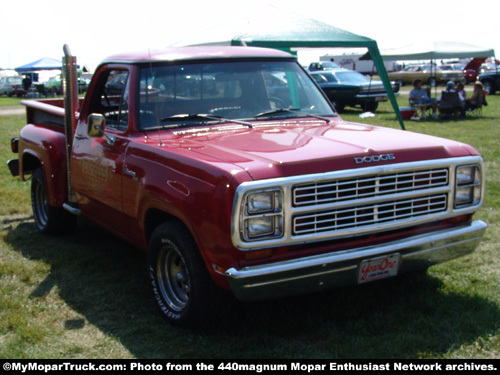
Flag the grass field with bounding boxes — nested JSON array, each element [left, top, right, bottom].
[[0, 91, 499, 359]]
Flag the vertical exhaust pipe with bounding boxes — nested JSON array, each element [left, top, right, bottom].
[[62, 44, 78, 205]]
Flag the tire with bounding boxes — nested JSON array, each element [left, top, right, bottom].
[[333, 101, 345, 113], [362, 101, 378, 112], [147, 221, 223, 328], [31, 168, 77, 235]]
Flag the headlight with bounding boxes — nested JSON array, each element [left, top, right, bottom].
[[242, 190, 283, 240], [247, 192, 275, 214], [455, 165, 482, 208], [246, 216, 283, 238]]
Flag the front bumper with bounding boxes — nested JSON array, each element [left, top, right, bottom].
[[225, 220, 487, 301]]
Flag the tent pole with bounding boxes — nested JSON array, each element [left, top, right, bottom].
[[368, 44, 406, 130]]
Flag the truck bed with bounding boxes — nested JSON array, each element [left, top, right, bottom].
[[21, 98, 84, 127]]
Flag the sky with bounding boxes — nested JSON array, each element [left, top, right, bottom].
[[2, 0, 498, 73]]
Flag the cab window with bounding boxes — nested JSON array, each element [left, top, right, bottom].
[[89, 69, 130, 132]]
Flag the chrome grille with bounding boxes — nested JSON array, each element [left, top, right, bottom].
[[292, 168, 449, 236], [293, 168, 448, 206], [293, 194, 447, 235], [231, 157, 484, 250]]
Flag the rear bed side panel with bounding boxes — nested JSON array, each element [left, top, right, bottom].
[[19, 124, 68, 207]]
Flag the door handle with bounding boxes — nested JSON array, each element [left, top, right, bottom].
[[124, 165, 138, 181]]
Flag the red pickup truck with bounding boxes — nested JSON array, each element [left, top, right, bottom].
[[8, 46, 487, 327]]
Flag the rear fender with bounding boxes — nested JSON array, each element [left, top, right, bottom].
[[19, 125, 68, 208]]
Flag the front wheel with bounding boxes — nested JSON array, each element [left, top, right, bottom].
[[147, 221, 223, 327], [31, 168, 77, 235], [362, 101, 378, 112]]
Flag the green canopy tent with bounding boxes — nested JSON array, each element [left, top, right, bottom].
[[175, 4, 405, 129]]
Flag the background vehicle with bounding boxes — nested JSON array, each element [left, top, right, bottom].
[[388, 64, 465, 87], [478, 69, 500, 94], [461, 58, 486, 83], [310, 68, 399, 112], [0, 75, 25, 96], [44, 75, 63, 95], [308, 61, 340, 71], [8, 46, 487, 328]]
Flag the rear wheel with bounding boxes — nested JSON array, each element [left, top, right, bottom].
[[395, 79, 404, 87], [31, 168, 77, 235], [148, 221, 223, 327]]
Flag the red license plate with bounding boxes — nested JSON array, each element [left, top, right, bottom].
[[358, 253, 400, 284]]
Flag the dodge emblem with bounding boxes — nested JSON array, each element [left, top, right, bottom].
[[354, 153, 395, 164]]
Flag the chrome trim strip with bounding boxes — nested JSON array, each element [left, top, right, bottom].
[[226, 220, 487, 301]]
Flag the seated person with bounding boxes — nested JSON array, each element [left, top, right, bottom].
[[456, 82, 467, 100], [464, 82, 485, 112], [438, 81, 465, 117], [409, 79, 438, 118]]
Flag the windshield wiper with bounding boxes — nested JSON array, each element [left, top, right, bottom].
[[160, 113, 252, 128], [254, 108, 333, 123]]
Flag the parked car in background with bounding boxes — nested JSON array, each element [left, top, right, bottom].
[[479, 63, 499, 74], [44, 75, 63, 95], [0, 75, 25, 97], [42, 74, 89, 96], [308, 61, 340, 71], [478, 69, 500, 94], [439, 63, 463, 71], [310, 68, 399, 112], [388, 64, 465, 87], [460, 58, 486, 83]]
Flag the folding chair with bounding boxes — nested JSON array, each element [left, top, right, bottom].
[[410, 103, 431, 119], [438, 91, 462, 118], [468, 94, 484, 117]]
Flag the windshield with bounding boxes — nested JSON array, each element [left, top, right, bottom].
[[9, 77, 23, 84], [334, 71, 371, 84], [138, 60, 335, 130]]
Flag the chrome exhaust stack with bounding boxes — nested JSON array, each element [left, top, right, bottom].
[[62, 44, 78, 206]]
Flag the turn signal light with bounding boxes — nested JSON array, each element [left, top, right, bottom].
[[11, 137, 19, 153], [244, 248, 274, 261]]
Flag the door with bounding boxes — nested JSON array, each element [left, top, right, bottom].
[[71, 68, 132, 237]]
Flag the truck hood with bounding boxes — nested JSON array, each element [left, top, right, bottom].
[[145, 118, 477, 180]]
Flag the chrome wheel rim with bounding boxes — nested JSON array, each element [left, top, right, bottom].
[[157, 244, 189, 312]]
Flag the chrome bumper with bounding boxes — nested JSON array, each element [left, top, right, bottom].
[[225, 220, 487, 301]]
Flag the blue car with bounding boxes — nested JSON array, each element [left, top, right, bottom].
[[310, 68, 399, 112]]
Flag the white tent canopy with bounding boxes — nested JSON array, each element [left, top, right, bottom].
[[363, 41, 495, 61]]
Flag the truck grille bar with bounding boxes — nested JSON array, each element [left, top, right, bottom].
[[292, 168, 448, 235], [293, 168, 448, 206], [293, 194, 447, 235]]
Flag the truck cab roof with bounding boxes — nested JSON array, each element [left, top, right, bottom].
[[101, 46, 295, 65]]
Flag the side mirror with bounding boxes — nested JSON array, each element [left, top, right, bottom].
[[87, 113, 115, 145], [87, 113, 105, 138]]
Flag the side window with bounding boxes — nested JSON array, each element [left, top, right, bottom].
[[89, 69, 130, 132]]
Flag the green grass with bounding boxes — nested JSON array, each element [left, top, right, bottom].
[[0, 93, 499, 359], [0, 97, 24, 108]]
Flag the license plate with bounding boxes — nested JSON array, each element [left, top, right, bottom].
[[358, 253, 400, 284], [376, 96, 387, 101]]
